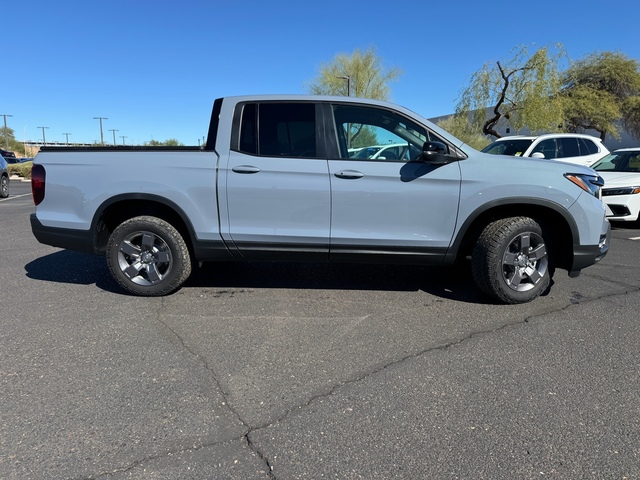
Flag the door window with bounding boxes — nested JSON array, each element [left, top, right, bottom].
[[331, 104, 441, 161], [236, 102, 319, 158]]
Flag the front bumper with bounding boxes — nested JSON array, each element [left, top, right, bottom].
[[569, 220, 611, 277]]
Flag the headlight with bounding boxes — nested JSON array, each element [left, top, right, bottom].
[[602, 186, 640, 196], [564, 173, 604, 198]]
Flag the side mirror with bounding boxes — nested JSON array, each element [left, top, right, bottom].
[[421, 141, 452, 165], [531, 152, 545, 159]]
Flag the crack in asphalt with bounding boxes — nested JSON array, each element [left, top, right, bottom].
[[93, 280, 640, 479]]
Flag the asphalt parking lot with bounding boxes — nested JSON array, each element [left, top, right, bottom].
[[1, 178, 640, 479]]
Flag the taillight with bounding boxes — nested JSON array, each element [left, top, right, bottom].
[[31, 164, 46, 205]]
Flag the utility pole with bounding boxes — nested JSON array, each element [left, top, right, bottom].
[[1, 114, 13, 149], [120, 135, 127, 145], [109, 129, 118, 146], [62, 132, 72, 145], [93, 116, 108, 145], [37, 126, 49, 145]]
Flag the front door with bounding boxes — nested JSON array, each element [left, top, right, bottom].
[[327, 103, 461, 263]]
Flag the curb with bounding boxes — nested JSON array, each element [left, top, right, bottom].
[[10, 175, 31, 182]]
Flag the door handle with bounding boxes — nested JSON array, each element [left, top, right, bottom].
[[232, 165, 261, 174], [334, 170, 364, 179]]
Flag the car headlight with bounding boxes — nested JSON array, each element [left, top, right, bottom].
[[602, 186, 640, 196], [564, 173, 604, 198]]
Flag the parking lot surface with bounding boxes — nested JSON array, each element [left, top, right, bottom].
[[1, 179, 639, 479]]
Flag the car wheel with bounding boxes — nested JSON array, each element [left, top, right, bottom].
[[0, 174, 9, 198], [472, 216, 552, 304], [106, 216, 192, 296]]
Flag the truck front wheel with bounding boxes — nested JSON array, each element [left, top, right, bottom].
[[106, 216, 192, 296], [472, 217, 552, 304]]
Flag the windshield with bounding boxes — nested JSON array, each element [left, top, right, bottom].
[[481, 139, 534, 156], [591, 151, 640, 172]]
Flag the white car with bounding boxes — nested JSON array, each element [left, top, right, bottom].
[[591, 148, 640, 223], [482, 133, 609, 166], [369, 143, 422, 161], [348, 144, 421, 161]]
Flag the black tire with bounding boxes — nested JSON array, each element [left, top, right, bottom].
[[106, 216, 192, 296], [472, 217, 552, 304], [0, 174, 9, 198]]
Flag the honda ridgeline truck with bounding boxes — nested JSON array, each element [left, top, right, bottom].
[[30, 95, 611, 303]]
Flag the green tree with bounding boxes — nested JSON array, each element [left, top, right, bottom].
[[436, 115, 490, 150], [307, 47, 402, 100], [561, 51, 640, 141], [455, 45, 566, 138], [0, 126, 28, 156], [308, 47, 401, 149], [146, 138, 183, 146]]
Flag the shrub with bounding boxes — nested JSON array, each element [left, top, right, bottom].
[[8, 161, 33, 179]]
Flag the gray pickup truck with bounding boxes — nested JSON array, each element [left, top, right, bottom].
[[30, 95, 610, 303]]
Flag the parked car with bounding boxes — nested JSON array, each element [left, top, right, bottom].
[[590, 148, 640, 223], [481, 133, 609, 166], [4, 157, 25, 164], [0, 148, 16, 160], [369, 143, 422, 161], [349, 144, 435, 161], [0, 156, 9, 198], [349, 145, 384, 159]]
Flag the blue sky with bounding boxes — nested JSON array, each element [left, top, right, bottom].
[[3, 0, 639, 146]]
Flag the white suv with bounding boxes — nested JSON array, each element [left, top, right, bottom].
[[482, 133, 609, 166]]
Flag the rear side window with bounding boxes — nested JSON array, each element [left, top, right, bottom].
[[559, 138, 580, 157], [237, 102, 318, 158], [578, 138, 599, 155]]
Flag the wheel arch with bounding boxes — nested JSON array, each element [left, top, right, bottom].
[[91, 194, 197, 255], [448, 198, 579, 272]]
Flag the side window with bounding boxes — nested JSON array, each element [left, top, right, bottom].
[[331, 104, 436, 161], [237, 102, 318, 158], [239, 103, 257, 154], [531, 139, 558, 158], [578, 138, 599, 155], [560, 138, 580, 157]]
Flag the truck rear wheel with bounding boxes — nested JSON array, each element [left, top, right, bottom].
[[106, 216, 191, 296], [472, 216, 552, 304]]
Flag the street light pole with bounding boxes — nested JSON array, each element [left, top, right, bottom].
[[37, 126, 49, 145], [338, 75, 351, 96], [337, 76, 352, 148], [93, 116, 108, 145], [1, 114, 13, 149], [120, 135, 127, 145], [62, 132, 71, 145], [109, 129, 119, 146]]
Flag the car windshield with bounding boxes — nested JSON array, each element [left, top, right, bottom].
[[591, 151, 640, 172], [481, 139, 534, 156]]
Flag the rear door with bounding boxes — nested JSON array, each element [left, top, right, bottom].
[[222, 101, 331, 260]]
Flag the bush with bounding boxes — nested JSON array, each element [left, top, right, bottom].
[[8, 161, 33, 179]]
